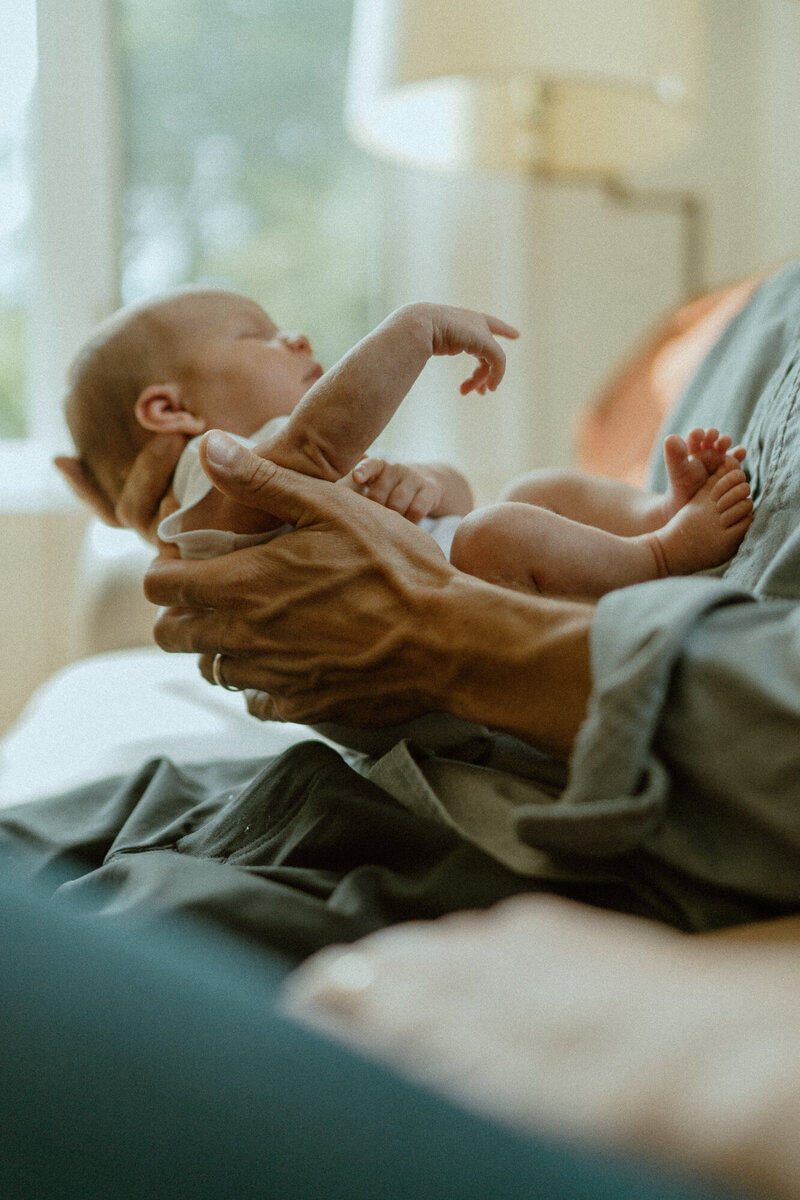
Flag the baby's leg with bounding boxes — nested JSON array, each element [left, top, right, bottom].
[[451, 460, 753, 597], [651, 460, 753, 576], [501, 468, 597, 510], [450, 502, 671, 599], [500, 469, 665, 537]]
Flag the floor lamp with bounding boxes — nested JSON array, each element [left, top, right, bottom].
[[345, 0, 708, 297]]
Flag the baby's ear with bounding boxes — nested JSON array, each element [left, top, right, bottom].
[[134, 385, 206, 436]]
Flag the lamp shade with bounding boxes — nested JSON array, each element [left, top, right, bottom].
[[346, 0, 707, 179]]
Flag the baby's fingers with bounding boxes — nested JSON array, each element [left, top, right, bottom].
[[356, 460, 403, 507], [351, 456, 386, 487], [385, 477, 428, 520], [460, 360, 493, 395], [486, 316, 520, 340]]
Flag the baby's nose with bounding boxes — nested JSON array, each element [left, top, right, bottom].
[[283, 331, 311, 353]]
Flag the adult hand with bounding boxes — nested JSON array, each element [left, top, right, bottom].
[[55, 433, 186, 542], [54, 454, 121, 528], [146, 431, 459, 727], [146, 431, 591, 753], [283, 895, 800, 1200]]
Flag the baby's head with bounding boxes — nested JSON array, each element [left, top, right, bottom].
[[65, 286, 320, 508]]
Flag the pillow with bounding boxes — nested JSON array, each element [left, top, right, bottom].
[[575, 273, 766, 485]]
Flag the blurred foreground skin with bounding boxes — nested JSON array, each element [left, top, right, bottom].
[[283, 896, 800, 1200]]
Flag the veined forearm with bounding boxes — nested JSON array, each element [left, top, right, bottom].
[[423, 575, 593, 759]]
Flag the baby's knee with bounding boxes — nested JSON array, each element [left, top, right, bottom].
[[450, 504, 524, 580], [450, 509, 492, 577]]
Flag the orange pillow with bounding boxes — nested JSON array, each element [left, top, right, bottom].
[[576, 275, 765, 486]]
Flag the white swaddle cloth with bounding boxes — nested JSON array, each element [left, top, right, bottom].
[[157, 416, 462, 560]]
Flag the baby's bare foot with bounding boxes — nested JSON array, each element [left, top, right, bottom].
[[662, 428, 746, 519], [651, 460, 753, 576]]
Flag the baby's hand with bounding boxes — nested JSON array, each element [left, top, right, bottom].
[[426, 304, 520, 395], [347, 457, 443, 523]]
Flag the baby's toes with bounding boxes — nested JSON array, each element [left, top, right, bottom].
[[719, 497, 754, 528], [710, 466, 746, 497], [686, 428, 706, 454], [664, 433, 689, 464], [714, 474, 753, 526]]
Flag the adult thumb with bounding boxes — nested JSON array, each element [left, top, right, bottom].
[[199, 429, 320, 527]]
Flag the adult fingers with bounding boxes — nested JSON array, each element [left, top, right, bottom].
[[116, 433, 186, 538], [198, 653, 215, 685], [245, 689, 281, 722], [150, 600, 241, 655], [198, 430, 346, 526], [198, 653, 273, 710], [53, 456, 120, 527]]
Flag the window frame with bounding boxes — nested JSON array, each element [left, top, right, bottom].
[[0, 0, 121, 509]]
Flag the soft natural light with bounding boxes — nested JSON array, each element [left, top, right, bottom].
[[0, 0, 37, 246], [0, 1, 38, 140], [0, 0, 37, 442], [353, 82, 465, 170], [0, 0, 377, 486]]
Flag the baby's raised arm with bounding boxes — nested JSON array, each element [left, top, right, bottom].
[[251, 303, 519, 483], [176, 304, 516, 542]]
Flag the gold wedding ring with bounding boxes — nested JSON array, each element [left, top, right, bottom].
[[212, 652, 243, 692]]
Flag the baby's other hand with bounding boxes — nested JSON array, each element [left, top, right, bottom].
[[347, 457, 442, 523], [426, 304, 519, 395]]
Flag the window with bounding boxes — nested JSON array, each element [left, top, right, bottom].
[[0, 1, 37, 439], [117, 0, 378, 372], [3, 0, 377, 483]]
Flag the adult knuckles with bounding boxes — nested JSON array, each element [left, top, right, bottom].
[[143, 558, 188, 607], [247, 452, 280, 490], [151, 608, 183, 651]]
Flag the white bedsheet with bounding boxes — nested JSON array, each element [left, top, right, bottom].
[[0, 648, 312, 808]]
